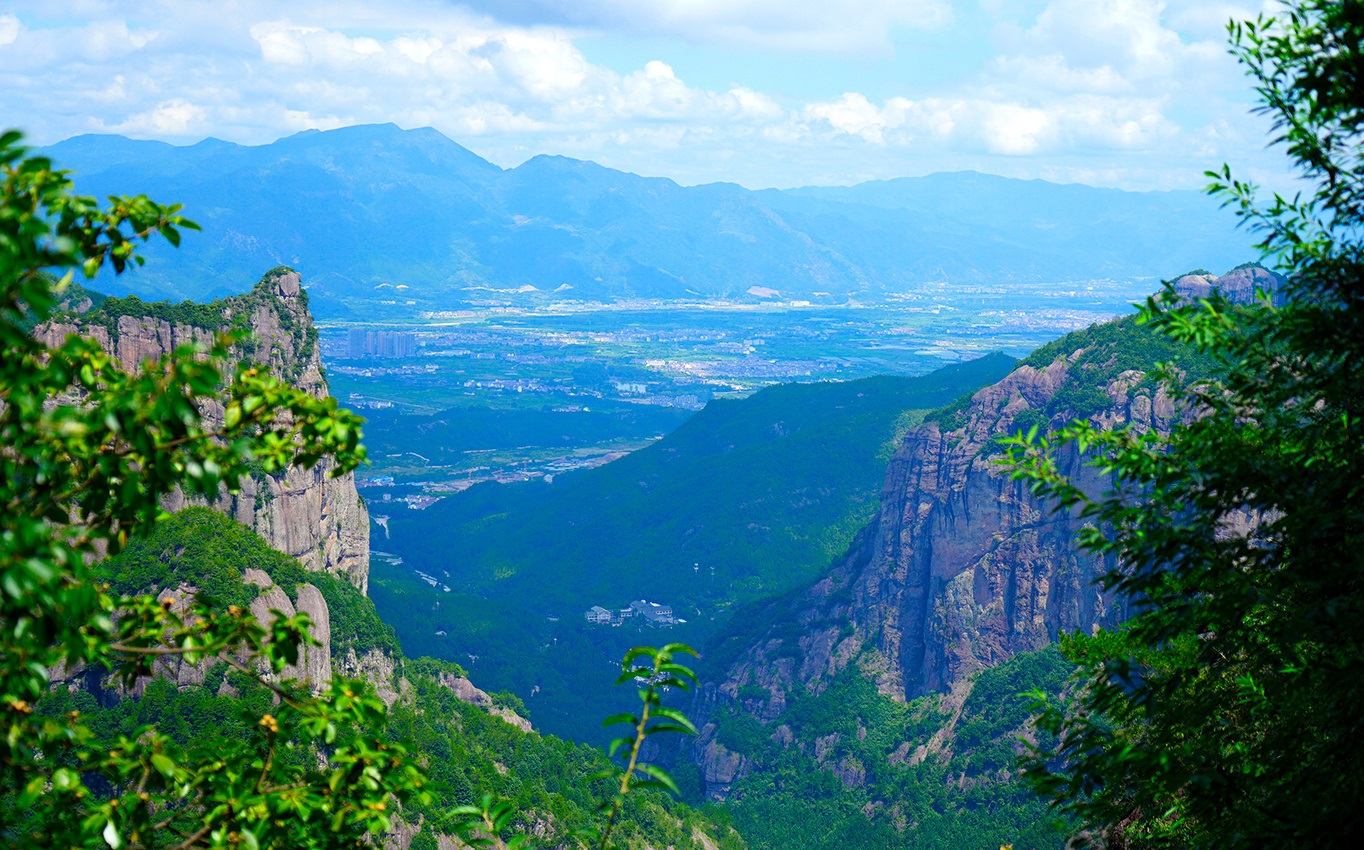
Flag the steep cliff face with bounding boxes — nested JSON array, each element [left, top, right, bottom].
[[698, 267, 1276, 799], [711, 328, 1176, 716], [37, 269, 370, 592]]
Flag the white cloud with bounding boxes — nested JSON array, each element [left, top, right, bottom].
[[0, 15, 20, 46], [803, 90, 1176, 158], [110, 98, 206, 135], [978, 103, 1052, 155], [456, 0, 954, 52], [805, 93, 898, 144], [0, 0, 1291, 190]]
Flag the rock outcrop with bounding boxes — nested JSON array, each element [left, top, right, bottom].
[[37, 269, 370, 592], [696, 732, 748, 799], [50, 572, 334, 698], [244, 568, 332, 689], [1171, 263, 1287, 306], [435, 671, 535, 734]]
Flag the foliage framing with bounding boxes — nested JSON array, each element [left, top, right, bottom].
[[449, 643, 701, 850], [1003, 3, 1364, 847], [0, 131, 428, 848]]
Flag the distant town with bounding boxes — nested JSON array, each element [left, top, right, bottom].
[[321, 286, 1132, 502], [585, 599, 684, 627]]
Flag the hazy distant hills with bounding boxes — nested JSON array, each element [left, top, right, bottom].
[[43, 123, 1251, 315]]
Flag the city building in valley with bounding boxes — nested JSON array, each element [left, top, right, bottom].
[[347, 328, 417, 359]]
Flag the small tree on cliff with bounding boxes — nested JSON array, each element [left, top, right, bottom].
[[0, 131, 428, 847], [1006, 2, 1364, 847]]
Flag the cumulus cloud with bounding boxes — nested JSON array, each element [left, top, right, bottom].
[[455, 0, 954, 51], [786, 0, 1259, 169], [0, 0, 1288, 189], [803, 91, 1173, 157], [0, 15, 20, 46], [110, 98, 207, 135]]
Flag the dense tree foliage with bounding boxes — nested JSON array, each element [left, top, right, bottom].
[[1006, 2, 1364, 846], [0, 131, 429, 848], [704, 649, 1072, 850], [41, 504, 737, 850]]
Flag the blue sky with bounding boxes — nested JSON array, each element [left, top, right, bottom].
[[0, 0, 1290, 191]]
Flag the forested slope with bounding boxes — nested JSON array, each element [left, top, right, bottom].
[[22, 270, 742, 849], [40, 508, 742, 850]]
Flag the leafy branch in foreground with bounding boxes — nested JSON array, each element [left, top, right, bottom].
[[999, 2, 1364, 847], [447, 643, 700, 850], [591, 643, 699, 850], [1, 129, 428, 847], [450, 794, 526, 850]]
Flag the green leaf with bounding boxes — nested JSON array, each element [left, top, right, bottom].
[[636, 764, 680, 795], [650, 706, 697, 733]]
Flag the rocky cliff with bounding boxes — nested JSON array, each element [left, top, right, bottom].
[[695, 265, 1278, 799], [1169, 263, 1286, 306], [37, 268, 370, 592]]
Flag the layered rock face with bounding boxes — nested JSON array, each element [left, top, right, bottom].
[[691, 356, 1165, 798], [244, 568, 332, 689], [49, 573, 334, 699], [38, 269, 370, 592]]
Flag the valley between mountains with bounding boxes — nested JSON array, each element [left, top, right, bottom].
[[35, 239, 1280, 848]]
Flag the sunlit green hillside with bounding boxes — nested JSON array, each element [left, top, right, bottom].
[[375, 354, 1015, 743], [45, 509, 742, 850]]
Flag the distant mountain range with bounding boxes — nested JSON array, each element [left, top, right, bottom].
[[43, 124, 1252, 316]]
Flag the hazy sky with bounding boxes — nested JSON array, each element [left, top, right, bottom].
[[1, 0, 1292, 190]]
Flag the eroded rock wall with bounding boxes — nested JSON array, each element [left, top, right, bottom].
[[37, 270, 369, 592], [49, 573, 333, 699], [712, 357, 1165, 730]]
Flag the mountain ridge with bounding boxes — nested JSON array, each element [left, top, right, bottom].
[[41, 124, 1253, 313]]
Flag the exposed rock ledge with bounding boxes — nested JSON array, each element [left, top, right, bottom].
[[436, 672, 535, 734], [49, 572, 333, 698], [243, 568, 331, 690]]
